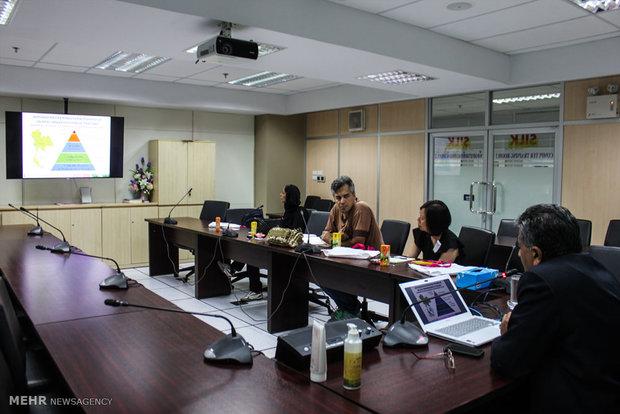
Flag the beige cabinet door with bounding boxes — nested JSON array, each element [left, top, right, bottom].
[[39, 209, 72, 245], [2, 210, 35, 225], [70, 209, 102, 256], [131, 206, 158, 264], [102, 207, 132, 267], [187, 141, 215, 205], [150, 140, 188, 205]]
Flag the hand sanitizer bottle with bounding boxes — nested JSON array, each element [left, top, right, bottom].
[[343, 322, 362, 390]]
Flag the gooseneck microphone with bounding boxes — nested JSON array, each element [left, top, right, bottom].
[[20, 206, 70, 253], [35, 245, 129, 289], [383, 269, 517, 348], [164, 188, 192, 225], [8, 203, 43, 236], [294, 209, 321, 254], [104, 299, 252, 365]]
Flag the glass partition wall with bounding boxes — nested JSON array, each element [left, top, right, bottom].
[[429, 85, 561, 234]]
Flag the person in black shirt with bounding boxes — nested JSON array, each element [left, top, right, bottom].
[[405, 200, 463, 262], [239, 184, 306, 302]]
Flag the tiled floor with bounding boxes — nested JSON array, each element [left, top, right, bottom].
[[125, 265, 389, 359]]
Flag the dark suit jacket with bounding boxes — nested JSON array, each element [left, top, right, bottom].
[[491, 252, 620, 414]]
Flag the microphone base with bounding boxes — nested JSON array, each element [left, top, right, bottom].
[[164, 217, 178, 225], [51, 241, 71, 254], [99, 272, 128, 289], [204, 334, 253, 365], [383, 321, 429, 348], [28, 226, 43, 236]]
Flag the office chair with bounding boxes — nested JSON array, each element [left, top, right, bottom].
[[224, 208, 265, 286], [313, 199, 334, 212], [604, 220, 620, 247], [588, 245, 620, 283], [303, 195, 321, 210], [497, 219, 519, 239], [362, 219, 411, 325], [576, 219, 592, 249], [458, 226, 496, 267], [175, 200, 230, 281]]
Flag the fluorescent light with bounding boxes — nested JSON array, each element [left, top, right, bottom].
[[357, 70, 434, 85], [228, 71, 301, 87], [567, 0, 620, 13], [0, 0, 19, 25], [493, 93, 561, 104], [95, 51, 170, 74]]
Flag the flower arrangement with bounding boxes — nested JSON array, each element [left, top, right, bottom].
[[129, 157, 154, 200]]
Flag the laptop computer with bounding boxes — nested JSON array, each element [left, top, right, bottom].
[[399, 275, 501, 347]]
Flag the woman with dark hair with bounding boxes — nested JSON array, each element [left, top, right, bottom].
[[405, 200, 463, 262], [239, 184, 306, 302]]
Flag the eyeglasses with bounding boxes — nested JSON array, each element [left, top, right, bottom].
[[411, 348, 456, 373]]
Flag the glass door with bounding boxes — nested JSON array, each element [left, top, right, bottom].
[[430, 129, 557, 233]]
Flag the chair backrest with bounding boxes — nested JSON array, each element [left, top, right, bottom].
[[0, 276, 26, 393], [497, 219, 519, 239], [0, 346, 15, 414], [604, 220, 620, 247], [458, 226, 495, 267], [303, 195, 321, 209], [199, 200, 230, 222], [306, 211, 330, 236], [313, 199, 334, 212], [588, 245, 620, 283], [224, 208, 262, 225], [576, 219, 592, 248], [380, 220, 411, 256]]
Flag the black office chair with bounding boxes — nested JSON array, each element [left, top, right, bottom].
[[303, 195, 321, 210], [176, 200, 230, 281], [588, 245, 620, 283], [604, 220, 620, 247], [576, 219, 592, 249], [458, 226, 496, 267], [313, 199, 334, 212], [361, 219, 411, 325], [497, 219, 519, 239], [305, 210, 330, 236]]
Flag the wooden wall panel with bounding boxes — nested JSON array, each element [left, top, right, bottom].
[[339, 136, 378, 213], [380, 100, 426, 132], [564, 75, 620, 121], [305, 139, 339, 200], [339, 105, 378, 135], [562, 123, 620, 244], [379, 133, 425, 253], [306, 110, 338, 137]]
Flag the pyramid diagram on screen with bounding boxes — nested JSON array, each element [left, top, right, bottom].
[[52, 131, 95, 171]]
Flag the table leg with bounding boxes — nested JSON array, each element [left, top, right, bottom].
[[268, 252, 308, 333], [148, 222, 178, 276], [194, 235, 231, 298]]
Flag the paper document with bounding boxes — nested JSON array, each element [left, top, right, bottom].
[[322, 246, 380, 259], [303, 234, 329, 246], [408, 262, 478, 277], [208, 222, 240, 230]]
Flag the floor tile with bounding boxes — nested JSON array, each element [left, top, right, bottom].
[[138, 277, 170, 290], [172, 297, 218, 313], [152, 286, 192, 301], [195, 310, 249, 332], [235, 325, 278, 351], [123, 268, 150, 280]]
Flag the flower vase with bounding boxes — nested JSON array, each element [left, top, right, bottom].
[[140, 191, 148, 202]]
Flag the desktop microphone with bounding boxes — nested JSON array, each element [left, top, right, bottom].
[[104, 299, 253, 365], [21, 206, 70, 253], [383, 269, 517, 348], [8, 203, 43, 236], [35, 245, 129, 289], [164, 188, 192, 225], [294, 209, 321, 254]]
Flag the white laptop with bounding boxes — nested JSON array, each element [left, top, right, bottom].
[[399, 275, 500, 347]]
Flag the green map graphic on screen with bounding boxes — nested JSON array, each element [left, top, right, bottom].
[[52, 131, 95, 172], [32, 130, 53, 168]]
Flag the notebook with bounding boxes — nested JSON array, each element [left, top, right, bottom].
[[399, 275, 500, 347]]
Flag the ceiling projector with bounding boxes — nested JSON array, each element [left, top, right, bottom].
[[197, 36, 258, 63]]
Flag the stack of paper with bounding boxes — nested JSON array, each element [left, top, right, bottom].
[[322, 246, 379, 259], [407, 262, 478, 277], [207, 222, 240, 230]]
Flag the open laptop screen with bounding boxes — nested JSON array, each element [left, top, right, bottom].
[[402, 278, 468, 325]]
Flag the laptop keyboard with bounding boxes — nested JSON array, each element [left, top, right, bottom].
[[436, 318, 496, 338]]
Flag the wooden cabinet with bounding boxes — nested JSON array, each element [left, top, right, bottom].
[[70, 209, 102, 256], [102, 208, 132, 267], [130, 206, 158, 264], [149, 140, 215, 206]]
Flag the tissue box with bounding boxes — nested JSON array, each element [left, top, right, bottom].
[[456, 267, 498, 290]]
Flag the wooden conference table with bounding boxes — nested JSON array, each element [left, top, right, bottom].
[[0, 225, 370, 413]]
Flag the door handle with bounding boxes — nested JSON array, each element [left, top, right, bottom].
[[469, 181, 495, 215]]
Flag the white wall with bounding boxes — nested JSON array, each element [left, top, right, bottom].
[[0, 96, 254, 208]]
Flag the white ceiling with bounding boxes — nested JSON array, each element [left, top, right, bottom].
[[0, 0, 618, 115]]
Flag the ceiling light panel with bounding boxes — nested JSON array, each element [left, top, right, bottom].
[[0, 0, 19, 25], [493, 93, 560, 104], [95, 51, 170, 74], [228, 71, 301, 87], [567, 0, 620, 13], [357, 70, 435, 85]]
